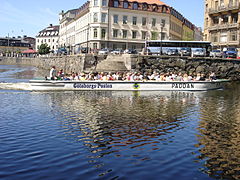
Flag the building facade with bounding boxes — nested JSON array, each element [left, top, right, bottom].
[[0, 37, 31, 53], [204, 0, 240, 49], [59, 0, 201, 53], [36, 24, 60, 52]]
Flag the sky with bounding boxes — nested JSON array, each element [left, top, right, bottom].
[[0, 0, 204, 38]]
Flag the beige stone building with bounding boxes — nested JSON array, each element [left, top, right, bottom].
[[204, 0, 240, 49], [58, 0, 201, 53]]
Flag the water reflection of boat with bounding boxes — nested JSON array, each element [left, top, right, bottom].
[[29, 80, 229, 91]]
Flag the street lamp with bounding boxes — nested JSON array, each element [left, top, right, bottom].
[[160, 23, 164, 55]]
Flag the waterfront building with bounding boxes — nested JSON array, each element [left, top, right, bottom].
[[204, 0, 240, 49], [0, 37, 31, 53], [58, 0, 201, 53], [35, 24, 60, 52]]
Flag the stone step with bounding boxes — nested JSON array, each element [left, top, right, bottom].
[[95, 60, 127, 72]]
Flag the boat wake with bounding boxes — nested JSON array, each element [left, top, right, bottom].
[[0, 82, 31, 91]]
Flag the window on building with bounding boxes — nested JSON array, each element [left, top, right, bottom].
[[161, 19, 166, 27], [123, 1, 128, 8], [152, 5, 158, 12], [211, 33, 218, 42], [222, 15, 228, 23], [113, 29, 118, 37], [142, 31, 147, 40], [93, 13, 98, 22], [212, 16, 219, 24], [232, 13, 238, 23], [101, 28, 106, 38], [123, 30, 127, 38], [93, 43, 98, 49], [114, 15, 118, 23], [142, 3, 148, 10], [132, 31, 137, 39], [101, 13, 107, 23], [133, 2, 138, 10], [123, 16, 128, 24], [132, 16, 137, 25], [220, 0, 224, 7], [114, 0, 119, 7], [230, 30, 237, 41], [37, 39, 39, 43], [220, 31, 227, 42], [53, 39, 55, 42], [94, 28, 98, 38], [102, 0, 107, 6], [52, 46, 54, 49], [94, 0, 98, 6], [151, 32, 158, 40], [142, 17, 147, 26], [152, 18, 156, 27]]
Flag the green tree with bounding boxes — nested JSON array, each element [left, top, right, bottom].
[[38, 44, 50, 55]]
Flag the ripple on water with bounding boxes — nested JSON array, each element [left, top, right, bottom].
[[0, 82, 240, 179]]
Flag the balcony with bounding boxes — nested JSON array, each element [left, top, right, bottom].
[[208, 23, 238, 31], [208, 3, 239, 15]]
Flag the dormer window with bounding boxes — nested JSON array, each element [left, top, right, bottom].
[[114, 0, 119, 7], [142, 3, 148, 11], [123, 1, 128, 8], [133, 2, 138, 10], [152, 4, 158, 12]]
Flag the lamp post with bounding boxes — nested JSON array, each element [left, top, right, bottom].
[[160, 23, 163, 55]]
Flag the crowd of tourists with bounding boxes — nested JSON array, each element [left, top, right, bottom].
[[48, 66, 217, 82]]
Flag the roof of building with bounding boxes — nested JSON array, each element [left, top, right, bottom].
[[128, 0, 166, 6], [37, 25, 59, 37]]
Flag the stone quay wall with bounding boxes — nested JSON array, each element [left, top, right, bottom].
[[1, 54, 240, 80], [0, 54, 102, 73], [136, 56, 240, 80]]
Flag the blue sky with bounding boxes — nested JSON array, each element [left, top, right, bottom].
[[0, 0, 203, 38]]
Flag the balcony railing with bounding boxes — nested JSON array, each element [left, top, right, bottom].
[[208, 23, 238, 31], [207, 3, 239, 14]]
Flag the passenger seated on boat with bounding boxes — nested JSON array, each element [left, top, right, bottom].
[[195, 73, 201, 81], [199, 73, 206, 81], [57, 69, 64, 79], [209, 72, 217, 80], [50, 66, 57, 80], [176, 72, 183, 81]]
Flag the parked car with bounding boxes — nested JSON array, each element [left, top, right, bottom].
[[210, 50, 223, 58], [57, 48, 67, 55], [166, 49, 179, 56], [179, 47, 191, 56], [223, 47, 237, 58], [98, 48, 110, 55], [123, 49, 138, 54], [192, 48, 205, 57], [111, 49, 123, 55]]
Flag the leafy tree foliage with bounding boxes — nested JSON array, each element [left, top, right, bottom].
[[38, 44, 50, 55]]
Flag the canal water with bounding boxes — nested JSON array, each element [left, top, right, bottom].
[[0, 65, 240, 180]]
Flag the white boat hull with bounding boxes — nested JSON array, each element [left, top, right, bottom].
[[29, 80, 229, 91]]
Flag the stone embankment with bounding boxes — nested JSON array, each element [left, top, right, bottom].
[[1, 54, 240, 80], [136, 56, 240, 80]]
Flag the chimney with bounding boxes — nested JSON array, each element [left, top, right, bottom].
[[50, 24, 53, 27]]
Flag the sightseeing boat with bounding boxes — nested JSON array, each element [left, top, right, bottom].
[[28, 79, 229, 91]]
